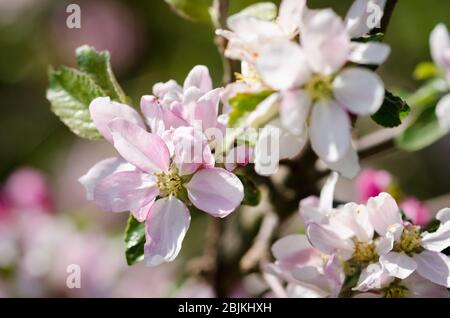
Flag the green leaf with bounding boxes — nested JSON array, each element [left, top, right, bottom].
[[371, 90, 411, 128], [76, 45, 128, 103], [228, 90, 273, 127], [231, 2, 277, 21], [396, 106, 447, 151], [164, 0, 211, 22], [407, 78, 448, 109], [124, 215, 146, 266], [46, 66, 106, 139], [237, 174, 261, 207], [413, 62, 439, 81]]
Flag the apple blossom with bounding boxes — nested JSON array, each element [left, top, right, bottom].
[[140, 65, 224, 135], [354, 272, 450, 298], [430, 24, 450, 131], [3, 167, 53, 213], [368, 195, 450, 287], [265, 234, 344, 298], [215, 0, 306, 63], [80, 99, 244, 266], [254, 7, 390, 178]]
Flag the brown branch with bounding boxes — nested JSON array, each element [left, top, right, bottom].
[[212, 0, 239, 84], [379, 0, 399, 34], [357, 126, 402, 160]]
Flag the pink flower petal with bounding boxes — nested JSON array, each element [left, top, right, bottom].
[[93, 171, 158, 213], [89, 97, 145, 143], [140, 95, 187, 136], [144, 197, 191, 266], [186, 168, 244, 218], [367, 192, 403, 236], [79, 157, 135, 200], [172, 126, 213, 176], [108, 119, 170, 173], [183, 65, 212, 93]]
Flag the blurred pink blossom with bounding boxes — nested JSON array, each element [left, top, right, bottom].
[[3, 167, 53, 213], [400, 197, 431, 226], [356, 169, 392, 203]]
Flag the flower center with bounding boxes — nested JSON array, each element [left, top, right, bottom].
[[382, 280, 409, 298], [394, 225, 423, 255], [154, 167, 183, 198], [305, 74, 334, 101], [352, 241, 378, 265]]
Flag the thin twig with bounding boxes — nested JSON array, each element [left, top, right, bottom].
[[240, 212, 279, 272]]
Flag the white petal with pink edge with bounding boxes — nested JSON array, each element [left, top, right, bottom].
[[144, 197, 191, 267], [186, 168, 244, 218]]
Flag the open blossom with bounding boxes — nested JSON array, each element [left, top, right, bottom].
[[364, 195, 450, 287], [284, 173, 450, 297], [215, 0, 306, 63], [217, 0, 386, 64], [354, 272, 450, 298], [80, 77, 244, 266], [253, 8, 389, 178], [304, 187, 450, 290], [265, 234, 344, 298], [430, 24, 450, 131]]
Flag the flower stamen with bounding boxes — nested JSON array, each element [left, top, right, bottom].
[[155, 167, 183, 198], [305, 74, 334, 101]]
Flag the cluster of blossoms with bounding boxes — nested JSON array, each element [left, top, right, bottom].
[[80, 66, 245, 266], [266, 172, 450, 298], [431, 23, 450, 131], [217, 0, 390, 178]]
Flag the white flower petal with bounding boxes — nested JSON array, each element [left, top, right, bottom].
[[280, 89, 311, 136], [436, 94, 450, 131], [310, 100, 351, 163], [430, 24, 450, 69], [380, 252, 417, 279], [278, 0, 306, 36], [367, 192, 403, 236], [323, 145, 360, 179], [302, 8, 351, 75], [333, 67, 385, 115], [306, 223, 354, 258], [349, 42, 391, 65], [353, 263, 385, 292], [421, 220, 450, 252], [345, 0, 386, 38], [257, 41, 311, 90], [271, 234, 312, 261], [414, 250, 450, 287]]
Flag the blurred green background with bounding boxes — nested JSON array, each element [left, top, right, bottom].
[[0, 0, 449, 202]]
